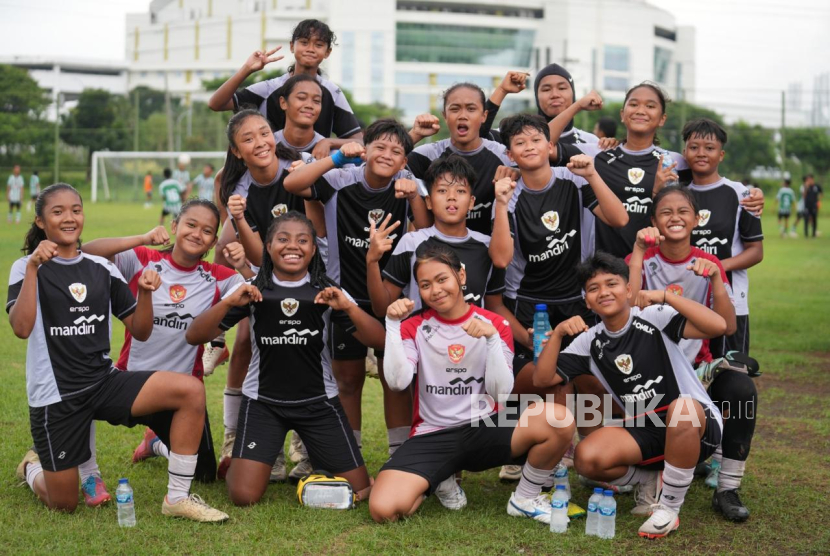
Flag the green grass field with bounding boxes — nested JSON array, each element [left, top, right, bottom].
[[0, 201, 827, 554]]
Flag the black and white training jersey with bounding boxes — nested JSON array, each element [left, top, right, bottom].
[[557, 305, 722, 430], [382, 226, 505, 311], [687, 178, 763, 316], [219, 274, 355, 405], [6, 253, 137, 407], [311, 165, 414, 304], [501, 168, 597, 304], [242, 155, 315, 240], [233, 73, 361, 139], [407, 139, 513, 236], [479, 100, 599, 146], [565, 143, 691, 258]]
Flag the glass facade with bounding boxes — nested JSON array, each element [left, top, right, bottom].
[[396, 23, 534, 66], [603, 75, 629, 92], [371, 31, 384, 102], [603, 45, 630, 72], [341, 31, 355, 92], [654, 46, 672, 84]]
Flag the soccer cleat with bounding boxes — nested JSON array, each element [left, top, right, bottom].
[[202, 345, 229, 377], [506, 492, 552, 524], [578, 474, 634, 494], [288, 458, 314, 483], [638, 504, 680, 539], [499, 464, 522, 482], [270, 452, 287, 483], [694, 461, 712, 477], [81, 474, 112, 507], [705, 459, 721, 489], [631, 470, 663, 516], [288, 432, 306, 464], [712, 489, 750, 522], [567, 502, 586, 518], [365, 350, 379, 379], [162, 494, 229, 523], [15, 449, 39, 485], [133, 428, 160, 463], [434, 475, 467, 510], [217, 430, 235, 481]]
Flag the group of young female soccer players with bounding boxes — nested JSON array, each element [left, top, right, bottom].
[[10, 19, 768, 539]]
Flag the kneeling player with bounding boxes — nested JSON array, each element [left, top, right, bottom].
[[370, 244, 574, 524], [533, 252, 726, 538]]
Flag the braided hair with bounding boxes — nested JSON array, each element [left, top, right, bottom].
[[253, 210, 338, 292]]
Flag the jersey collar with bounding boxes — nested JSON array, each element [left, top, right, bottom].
[[271, 272, 311, 288], [432, 304, 474, 325], [656, 247, 695, 265]]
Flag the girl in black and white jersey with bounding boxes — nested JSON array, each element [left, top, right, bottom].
[[8, 184, 227, 522], [187, 211, 384, 506]]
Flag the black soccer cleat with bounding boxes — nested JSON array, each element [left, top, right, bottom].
[[725, 351, 761, 378], [712, 488, 750, 522]]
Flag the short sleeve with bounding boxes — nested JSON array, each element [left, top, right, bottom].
[[6, 257, 28, 313], [640, 305, 686, 344], [485, 266, 506, 295], [107, 262, 137, 320], [556, 330, 593, 384], [233, 84, 267, 113], [406, 151, 432, 179], [331, 89, 361, 139], [381, 242, 415, 288], [311, 168, 354, 204], [738, 207, 764, 243], [213, 266, 245, 299], [219, 305, 251, 331], [113, 248, 144, 283], [581, 180, 598, 211], [243, 206, 259, 233]]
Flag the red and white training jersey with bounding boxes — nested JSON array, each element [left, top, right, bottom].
[[400, 305, 514, 436], [114, 247, 244, 378], [628, 246, 733, 364]]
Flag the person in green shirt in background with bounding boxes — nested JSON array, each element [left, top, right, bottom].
[[7, 165, 24, 224], [776, 179, 796, 237], [27, 170, 40, 212], [159, 167, 186, 225]]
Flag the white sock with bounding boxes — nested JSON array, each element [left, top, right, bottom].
[[223, 387, 242, 433], [516, 462, 553, 500], [167, 452, 198, 504], [660, 462, 694, 512], [387, 427, 409, 456], [607, 465, 651, 487], [153, 438, 170, 459], [210, 331, 226, 347], [712, 445, 723, 466], [718, 457, 746, 492], [78, 422, 101, 482], [353, 430, 362, 450], [26, 461, 43, 492]]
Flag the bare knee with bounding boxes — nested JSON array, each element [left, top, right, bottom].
[[227, 481, 264, 507], [369, 497, 401, 523], [666, 398, 704, 434], [574, 442, 606, 478], [46, 495, 78, 513]]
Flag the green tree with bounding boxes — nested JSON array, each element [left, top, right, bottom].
[[201, 69, 284, 92], [341, 90, 403, 128], [131, 85, 179, 120], [720, 122, 777, 178], [60, 89, 132, 163], [784, 128, 830, 174], [0, 64, 52, 167]]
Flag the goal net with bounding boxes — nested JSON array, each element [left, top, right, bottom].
[[90, 151, 227, 203]]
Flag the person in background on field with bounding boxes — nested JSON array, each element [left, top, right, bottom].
[[159, 168, 186, 226], [194, 164, 216, 202], [28, 170, 40, 212], [172, 157, 193, 199], [776, 179, 796, 237], [593, 116, 618, 140], [802, 174, 821, 238], [7, 165, 24, 224], [144, 170, 154, 209]]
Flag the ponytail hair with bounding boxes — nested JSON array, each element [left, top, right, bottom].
[[220, 109, 272, 206], [253, 210, 338, 292], [23, 183, 82, 255]]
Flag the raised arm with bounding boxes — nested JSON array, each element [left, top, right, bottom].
[[460, 317, 514, 400], [687, 257, 737, 336], [383, 299, 418, 392], [283, 142, 364, 197], [548, 91, 603, 146], [186, 283, 262, 345], [207, 48, 284, 112], [8, 244, 57, 339], [626, 228, 664, 299], [83, 226, 170, 261], [315, 287, 385, 350], [480, 71, 528, 138], [366, 215, 403, 318], [533, 316, 589, 389], [225, 195, 264, 267], [408, 114, 441, 146], [121, 269, 161, 342], [567, 155, 628, 227], [489, 176, 516, 268], [636, 290, 727, 339]]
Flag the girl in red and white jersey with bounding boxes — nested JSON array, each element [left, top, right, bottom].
[[370, 243, 574, 525], [82, 198, 251, 482]]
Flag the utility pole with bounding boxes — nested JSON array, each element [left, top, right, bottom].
[[164, 73, 175, 162], [133, 88, 140, 196], [53, 92, 62, 183], [780, 90, 787, 171]]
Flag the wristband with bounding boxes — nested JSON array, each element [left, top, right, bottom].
[[331, 150, 362, 168]]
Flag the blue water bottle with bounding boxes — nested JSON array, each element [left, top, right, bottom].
[[533, 304, 551, 362], [659, 149, 679, 187]]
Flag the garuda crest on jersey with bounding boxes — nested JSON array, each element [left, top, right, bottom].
[[447, 344, 465, 364], [614, 354, 634, 375], [628, 168, 645, 185], [281, 298, 299, 317], [271, 204, 288, 218], [367, 209, 385, 226], [698, 210, 712, 227], [169, 284, 187, 303], [68, 283, 87, 303], [541, 211, 559, 232], [666, 284, 684, 297]]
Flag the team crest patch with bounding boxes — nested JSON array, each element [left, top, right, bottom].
[[271, 203, 288, 218], [614, 354, 634, 375], [698, 209, 712, 227], [628, 168, 645, 185], [667, 284, 684, 297], [281, 298, 299, 317], [541, 211, 559, 232], [448, 344, 465, 364], [68, 283, 87, 303], [169, 284, 187, 303], [367, 209, 385, 226]]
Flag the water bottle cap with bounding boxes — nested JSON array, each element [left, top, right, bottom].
[[555, 484, 567, 490], [534, 304, 547, 311], [119, 478, 129, 484], [594, 487, 604, 494], [603, 489, 614, 496]]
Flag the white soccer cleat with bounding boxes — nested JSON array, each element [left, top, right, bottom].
[[434, 475, 467, 510], [162, 494, 229, 523], [288, 432, 307, 464], [631, 470, 662, 516], [499, 464, 522, 482], [507, 492, 552, 524], [288, 458, 314, 482], [16, 449, 39, 485], [217, 430, 235, 481], [638, 503, 680, 539], [270, 451, 287, 483], [202, 344, 229, 377]]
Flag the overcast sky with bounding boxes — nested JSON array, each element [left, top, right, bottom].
[[1, 0, 828, 125]]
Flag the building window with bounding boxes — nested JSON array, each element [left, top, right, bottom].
[[603, 45, 629, 72], [396, 91, 430, 118], [654, 26, 677, 42], [395, 23, 534, 66], [604, 76, 628, 92], [341, 31, 355, 92], [654, 47, 672, 84], [371, 32, 384, 103]]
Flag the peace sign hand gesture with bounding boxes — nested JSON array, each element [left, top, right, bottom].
[[366, 214, 401, 265]]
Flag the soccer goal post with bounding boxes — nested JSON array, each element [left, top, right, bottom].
[[90, 151, 226, 203]]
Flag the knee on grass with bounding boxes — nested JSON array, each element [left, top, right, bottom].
[[227, 482, 266, 507]]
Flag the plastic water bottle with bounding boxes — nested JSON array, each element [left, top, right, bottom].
[[660, 149, 679, 187], [597, 489, 616, 539], [549, 484, 569, 533], [585, 487, 604, 537], [115, 478, 136, 527], [533, 304, 551, 362], [552, 464, 570, 499]]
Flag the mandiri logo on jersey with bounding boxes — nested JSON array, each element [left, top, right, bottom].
[[698, 210, 712, 227], [628, 168, 645, 185], [69, 283, 87, 303], [541, 211, 559, 232], [614, 354, 634, 375], [447, 344, 465, 364], [169, 284, 187, 303], [281, 298, 299, 317]]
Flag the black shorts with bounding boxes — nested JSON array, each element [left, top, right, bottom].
[[148, 407, 217, 483], [624, 405, 722, 469], [778, 211, 791, 218], [9, 201, 21, 211], [161, 207, 179, 217], [710, 314, 750, 358], [380, 413, 526, 495], [29, 369, 162, 472], [505, 297, 597, 376], [330, 302, 385, 361], [233, 395, 363, 474]]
